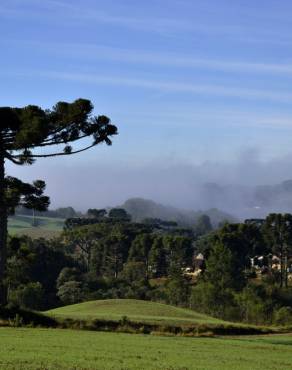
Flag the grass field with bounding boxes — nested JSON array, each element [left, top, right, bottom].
[[8, 215, 64, 239], [0, 327, 291, 370], [46, 299, 225, 325]]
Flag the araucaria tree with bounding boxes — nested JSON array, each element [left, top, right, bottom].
[[263, 213, 292, 288], [0, 99, 118, 304]]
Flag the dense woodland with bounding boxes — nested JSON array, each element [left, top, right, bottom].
[[6, 208, 292, 326]]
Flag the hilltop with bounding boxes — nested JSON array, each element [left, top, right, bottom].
[[46, 298, 224, 325], [121, 198, 237, 227]]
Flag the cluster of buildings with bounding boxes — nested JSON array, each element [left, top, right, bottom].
[[182, 252, 292, 281]]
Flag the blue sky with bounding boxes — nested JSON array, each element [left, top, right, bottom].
[[2, 0, 292, 209]]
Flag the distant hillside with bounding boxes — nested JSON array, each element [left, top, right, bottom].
[[121, 198, 237, 227], [199, 179, 292, 219]]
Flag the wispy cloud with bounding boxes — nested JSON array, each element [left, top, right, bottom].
[[122, 109, 292, 130], [3, 0, 292, 43], [1, 0, 193, 36], [4, 68, 292, 106], [15, 41, 292, 76], [20, 70, 292, 104]]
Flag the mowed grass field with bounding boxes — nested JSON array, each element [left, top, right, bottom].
[[46, 299, 225, 325], [0, 327, 292, 370], [8, 215, 64, 239]]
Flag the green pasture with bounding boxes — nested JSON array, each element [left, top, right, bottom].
[[0, 327, 291, 370], [8, 215, 64, 239]]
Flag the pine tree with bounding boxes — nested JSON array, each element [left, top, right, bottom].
[[0, 98, 117, 304]]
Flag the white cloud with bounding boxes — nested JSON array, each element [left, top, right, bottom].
[[21, 70, 292, 104], [5, 40, 292, 76], [3, 0, 292, 43]]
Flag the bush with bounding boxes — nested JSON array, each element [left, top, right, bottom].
[[0, 306, 58, 328], [57, 281, 83, 305], [235, 284, 275, 325], [8, 282, 44, 310], [190, 282, 236, 320], [275, 307, 292, 326], [165, 277, 190, 307]]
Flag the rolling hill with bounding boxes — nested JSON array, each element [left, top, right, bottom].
[[46, 299, 224, 325]]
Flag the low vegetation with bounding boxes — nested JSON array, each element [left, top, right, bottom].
[[0, 328, 292, 370]]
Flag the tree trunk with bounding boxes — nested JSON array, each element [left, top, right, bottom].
[[280, 245, 284, 288], [0, 149, 7, 305], [32, 209, 36, 227], [284, 254, 288, 289]]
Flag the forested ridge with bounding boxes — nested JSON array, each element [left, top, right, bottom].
[[6, 208, 292, 326]]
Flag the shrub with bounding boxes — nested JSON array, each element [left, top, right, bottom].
[[57, 281, 83, 305], [275, 307, 292, 326], [8, 282, 44, 310]]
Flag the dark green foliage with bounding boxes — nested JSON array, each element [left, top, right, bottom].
[[0, 306, 58, 328], [64, 217, 107, 229], [128, 233, 153, 278], [0, 98, 118, 305], [235, 283, 277, 325], [148, 236, 167, 278], [191, 282, 236, 320], [108, 208, 131, 221], [194, 214, 213, 236], [120, 262, 147, 283], [165, 275, 190, 307], [191, 215, 292, 323], [4, 211, 292, 326], [275, 306, 292, 325], [6, 178, 50, 216], [0, 99, 117, 158], [163, 235, 193, 275], [57, 268, 82, 289], [205, 242, 235, 290], [52, 207, 77, 219], [8, 282, 44, 310], [6, 236, 76, 309], [57, 281, 83, 305], [263, 213, 292, 287], [87, 208, 107, 218]]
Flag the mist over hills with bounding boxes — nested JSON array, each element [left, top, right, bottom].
[[198, 179, 292, 220], [16, 179, 292, 224], [121, 179, 292, 224], [121, 198, 237, 227]]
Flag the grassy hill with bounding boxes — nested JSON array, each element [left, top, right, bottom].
[[46, 299, 226, 325], [8, 215, 64, 239]]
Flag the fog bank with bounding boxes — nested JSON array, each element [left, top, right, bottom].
[[7, 149, 292, 219]]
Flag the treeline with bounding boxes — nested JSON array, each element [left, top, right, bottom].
[[6, 213, 292, 326], [191, 214, 292, 325], [5, 213, 208, 310]]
